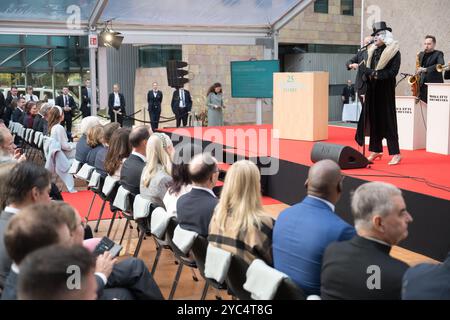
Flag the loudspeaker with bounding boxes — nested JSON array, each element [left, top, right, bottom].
[[311, 143, 369, 170]]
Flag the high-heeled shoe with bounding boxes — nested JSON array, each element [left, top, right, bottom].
[[388, 154, 402, 165], [367, 152, 383, 162]]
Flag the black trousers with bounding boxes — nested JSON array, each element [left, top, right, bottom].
[[149, 108, 161, 131], [81, 105, 91, 118], [62, 111, 72, 133], [369, 136, 400, 155], [175, 107, 188, 127], [109, 111, 123, 126]]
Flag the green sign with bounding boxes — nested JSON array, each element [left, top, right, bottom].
[[231, 60, 280, 98]]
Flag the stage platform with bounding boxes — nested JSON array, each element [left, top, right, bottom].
[[160, 125, 450, 261]]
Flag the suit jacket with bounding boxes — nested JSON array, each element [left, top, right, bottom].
[[81, 86, 90, 109], [419, 50, 445, 85], [321, 235, 409, 300], [32, 114, 46, 133], [75, 135, 92, 164], [147, 90, 163, 111], [120, 154, 146, 195], [11, 108, 24, 124], [273, 196, 356, 296], [176, 188, 218, 237], [171, 89, 192, 114], [346, 49, 369, 95], [0, 211, 15, 289], [86, 145, 105, 167], [108, 93, 126, 116], [445, 70, 450, 80], [341, 85, 356, 104], [0, 91, 5, 118], [402, 252, 450, 300], [55, 94, 77, 115]]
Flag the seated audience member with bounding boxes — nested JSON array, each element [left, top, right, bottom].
[[2, 204, 72, 300], [209, 160, 274, 265], [177, 153, 219, 237], [33, 102, 52, 135], [95, 122, 120, 178], [273, 160, 356, 296], [401, 251, 450, 300], [22, 101, 38, 129], [320, 182, 413, 300], [86, 125, 104, 167], [47, 106, 76, 159], [0, 162, 51, 289], [105, 128, 131, 179], [140, 133, 173, 207], [120, 125, 152, 195], [18, 245, 98, 300], [0, 127, 26, 162], [75, 116, 101, 164], [163, 151, 192, 217]]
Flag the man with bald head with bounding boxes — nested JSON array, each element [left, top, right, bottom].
[[176, 153, 219, 237], [273, 160, 356, 296]]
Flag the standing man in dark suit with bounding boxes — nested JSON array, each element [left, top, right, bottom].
[[177, 153, 219, 237], [273, 160, 356, 296], [0, 162, 51, 290], [120, 125, 152, 195], [11, 97, 25, 124], [147, 82, 163, 131], [171, 86, 192, 127], [320, 182, 413, 300], [341, 80, 355, 106], [0, 90, 6, 120], [416, 35, 445, 104], [80, 79, 92, 118], [108, 84, 126, 126], [55, 87, 77, 135]]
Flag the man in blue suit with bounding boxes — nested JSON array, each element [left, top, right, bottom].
[[273, 160, 356, 296], [402, 252, 450, 300]]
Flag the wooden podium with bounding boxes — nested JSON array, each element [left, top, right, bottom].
[[273, 72, 329, 141], [426, 83, 450, 155]]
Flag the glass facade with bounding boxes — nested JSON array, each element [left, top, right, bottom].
[[138, 45, 182, 68], [314, 0, 329, 14], [341, 0, 354, 16]]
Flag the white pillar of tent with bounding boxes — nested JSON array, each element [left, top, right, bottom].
[[89, 43, 98, 116]]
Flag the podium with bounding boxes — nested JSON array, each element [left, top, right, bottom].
[[395, 96, 427, 150], [426, 83, 450, 155], [273, 72, 329, 141]]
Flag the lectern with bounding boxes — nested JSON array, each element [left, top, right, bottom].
[[395, 96, 426, 150], [273, 72, 329, 141], [426, 83, 450, 155]]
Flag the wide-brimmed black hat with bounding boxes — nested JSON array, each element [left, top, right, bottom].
[[371, 21, 392, 36]]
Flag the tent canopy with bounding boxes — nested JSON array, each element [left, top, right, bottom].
[[0, 0, 313, 44]]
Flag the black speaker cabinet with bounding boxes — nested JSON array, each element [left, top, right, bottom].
[[311, 143, 369, 169]]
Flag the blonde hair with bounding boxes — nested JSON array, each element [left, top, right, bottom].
[[142, 133, 173, 187], [80, 116, 101, 135], [86, 125, 104, 148], [214, 160, 265, 233]]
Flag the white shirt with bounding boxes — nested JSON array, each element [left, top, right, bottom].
[[4, 206, 21, 215], [308, 195, 335, 212], [132, 151, 146, 163], [192, 186, 216, 198], [153, 91, 158, 98], [11, 263, 20, 274], [63, 95, 70, 107], [363, 236, 391, 247], [163, 184, 192, 217], [25, 94, 38, 102], [179, 89, 185, 108], [114, 92, 121, 107]]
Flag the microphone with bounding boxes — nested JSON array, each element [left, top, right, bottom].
[[400, 73, 413, 77], [358, 39, 374, 52]]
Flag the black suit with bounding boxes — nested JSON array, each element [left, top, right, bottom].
[[341, 85, 355, 105], [346, 49, 369, 98], [445, 69, 450, 80], [321, 236, 409, 300], [418, 50, 445, 103], [80, 86, 91, 118], [120, 153, 146, 195], [32, 113, 47, 134], [176, 188, 218, 237], [108, 93, 126, 126], [171, 89, 192, 127], [0, 91, 5, 119], [11, 107, 24, 124], [55, 94, 77, 133], [147, 90, 163, 131]]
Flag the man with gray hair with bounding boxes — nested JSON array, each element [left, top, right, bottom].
[[320, 181, 413, 300]]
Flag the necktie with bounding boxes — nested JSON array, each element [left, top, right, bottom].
[[65, 95, 68, 107], [30, 95, 34, 101]]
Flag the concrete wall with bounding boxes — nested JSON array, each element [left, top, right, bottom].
[[279, 0, 362, 45], [363, 0, 450, 95]]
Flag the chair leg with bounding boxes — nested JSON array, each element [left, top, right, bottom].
[[133, 226, 145, 258], [168, 262, 183, 300], [119, 218, 130, 245], [85, 193, 96, 221], [200, 282, 209, 300], [106, 210, 117, 238], [151, 244, 163, 276], [94, 199, 107, 233]]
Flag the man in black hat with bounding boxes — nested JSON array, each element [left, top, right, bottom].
[[356, 22, 402, 166]]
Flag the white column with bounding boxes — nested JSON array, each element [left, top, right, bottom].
[[89, 47, 97, 116]]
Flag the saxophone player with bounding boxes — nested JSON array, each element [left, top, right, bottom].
[[416, 35, 445, 103]]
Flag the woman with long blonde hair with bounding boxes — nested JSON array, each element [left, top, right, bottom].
[[140, 132, 174, 207], [208, 160, 274, 265]]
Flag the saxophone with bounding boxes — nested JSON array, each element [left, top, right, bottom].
[[407, 52, 421, 98]]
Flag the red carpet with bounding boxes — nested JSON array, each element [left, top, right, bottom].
[[161, 125, 450, 201], [62, 190, 113, 221]]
